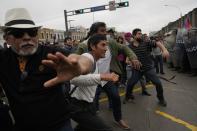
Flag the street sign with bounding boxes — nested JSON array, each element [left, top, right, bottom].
[[117, 1, 129, 8], [109, 1, 116, 11], [91, 5, 106, 12]]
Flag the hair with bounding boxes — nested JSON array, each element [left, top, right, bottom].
[[117, 36, 124, 44], [132, 28, 141, 36], [85, 22, 106, 40], [107, 29, 115, 34], [64, 37, 72, 42], [87, 34, 107, 51]]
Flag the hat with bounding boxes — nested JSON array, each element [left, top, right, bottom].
[[0, 8, 41, 29], [124, 32, 132, 38]]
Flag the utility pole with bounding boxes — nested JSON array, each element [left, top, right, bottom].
[[64, 10, 69, 37]]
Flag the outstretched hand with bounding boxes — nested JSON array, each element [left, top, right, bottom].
[[42, 52, 82, 88], [162, 49, 170, 59]]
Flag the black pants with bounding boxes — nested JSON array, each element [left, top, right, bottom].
[[126, 68, 164, 101], [70, 98, 112, 131]]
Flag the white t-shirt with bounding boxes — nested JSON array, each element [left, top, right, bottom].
[[97, 48, 112, 86], [70, 53, 101, 102]]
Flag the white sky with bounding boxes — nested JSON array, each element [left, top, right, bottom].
[[0, 0, 197, 34]]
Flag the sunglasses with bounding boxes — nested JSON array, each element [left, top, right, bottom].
[[6, 28, 38, 38]]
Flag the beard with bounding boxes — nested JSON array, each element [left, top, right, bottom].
[[136, 38, 142, 42], [11, 42, 38, 56]]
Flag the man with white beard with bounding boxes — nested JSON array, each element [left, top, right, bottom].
[[0, 8, 92, 131]]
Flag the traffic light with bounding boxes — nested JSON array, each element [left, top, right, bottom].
[[117, 1, 129, 7], [75, 9, 84, 14]]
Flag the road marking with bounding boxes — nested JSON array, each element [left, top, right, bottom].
[[156, 111, 197, 131], [99, 84, 153, 102], [98, 84, 197, 131]]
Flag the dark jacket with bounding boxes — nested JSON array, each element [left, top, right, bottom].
[[75, 38, 137, 74], [0, 45, 71, 131]]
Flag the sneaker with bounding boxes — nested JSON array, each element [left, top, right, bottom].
[[158, 100, 167, 107], [114, 120, 130, 130], [123, 97, 128, 104], [189, 73, 197, 77], [123, 95, 135, 104], [142, 91, 151, 96]]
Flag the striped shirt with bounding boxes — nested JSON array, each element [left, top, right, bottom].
[[128, 41, 156, 71]]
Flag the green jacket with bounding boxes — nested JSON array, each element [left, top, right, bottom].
[[75, 38, 137, 75]]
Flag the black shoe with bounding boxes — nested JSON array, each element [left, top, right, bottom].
[[123, 95, 135, 104], [160, 72, 165, 75], [142, 91, 151, 96], [189, 73, 197, 77], [178, 69, 186, 73], [114, 120, 130, 130], [123, 97, 128, 104], [158, 100, 167, 107]]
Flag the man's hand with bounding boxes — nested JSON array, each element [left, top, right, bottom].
[[162, 49, 170, 59], [100, 72, 119, 82], [130, 59, 142, 70], [42, 52, 89, 88]]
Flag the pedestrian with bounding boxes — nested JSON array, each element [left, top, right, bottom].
[[152, 36, 165, 74], [64, 37, 75, 53], [75, 22, 141, 130], [124, 28, 169, 107], [0, 8, 92, 131], [116, 36, 127, 87], [70, 34, 119, 131]]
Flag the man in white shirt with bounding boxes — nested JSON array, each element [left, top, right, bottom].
[[69, 34, 119, 131]]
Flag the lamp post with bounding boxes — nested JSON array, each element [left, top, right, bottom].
[[164, 4, 182, 28]]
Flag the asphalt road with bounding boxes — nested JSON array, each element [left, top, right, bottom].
[[92, 65, 197, 131]]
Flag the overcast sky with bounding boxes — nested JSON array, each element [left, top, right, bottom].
[[0, 0, 197, 34]]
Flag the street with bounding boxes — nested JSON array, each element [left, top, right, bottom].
[[96, 65, 197, 131]]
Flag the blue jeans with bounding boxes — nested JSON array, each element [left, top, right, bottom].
[[94, 82, 122, 121], [94, 86, 112, 110], [154, 55, 164, 73], [126, 68, 164, 101]]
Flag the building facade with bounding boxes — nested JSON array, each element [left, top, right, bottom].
[[69, 26, 88, 41], [53, 29, 65, 43], [38, 28, 54, 43]]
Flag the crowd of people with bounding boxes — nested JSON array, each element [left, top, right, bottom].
[[0, 7, 195, 131]]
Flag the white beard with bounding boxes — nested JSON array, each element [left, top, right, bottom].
[[11, 42, 38, 56]]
